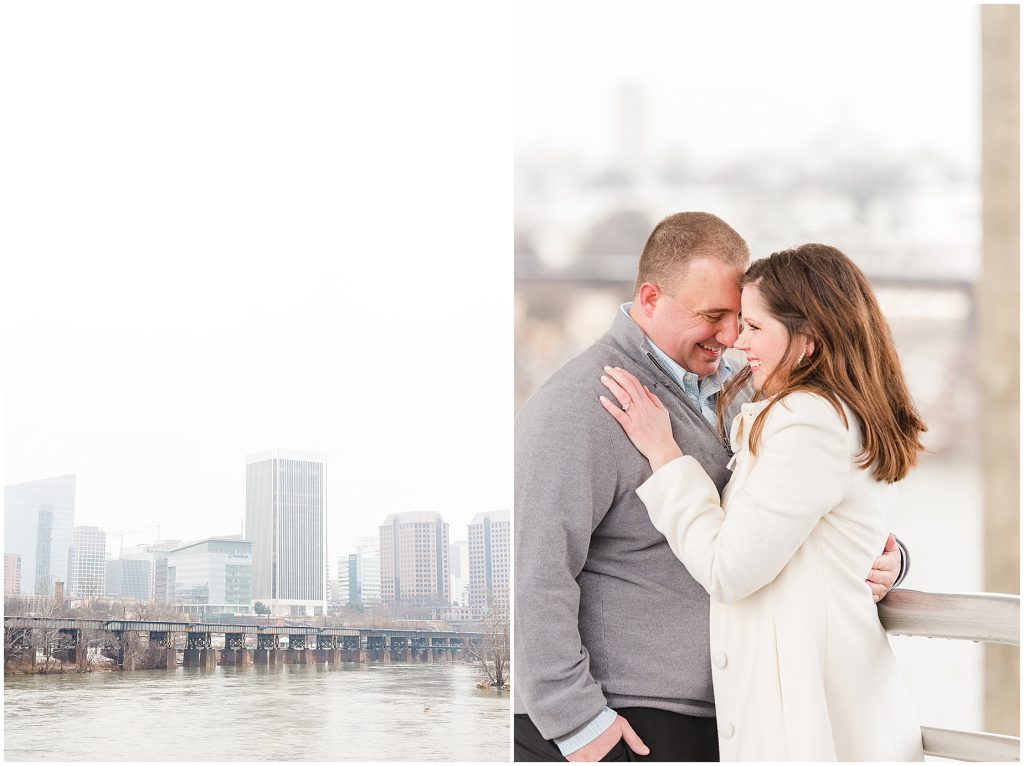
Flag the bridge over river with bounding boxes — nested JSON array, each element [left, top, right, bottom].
[[4, 616, 486, 671]]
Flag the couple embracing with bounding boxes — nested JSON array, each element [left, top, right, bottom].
[[514, 212, 925, 762]]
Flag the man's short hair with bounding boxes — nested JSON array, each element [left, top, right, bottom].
[[634, 212, 750, 295]]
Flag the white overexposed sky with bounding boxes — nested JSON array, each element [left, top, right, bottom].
[[516, 2, 979, 172], [1, 1, 513, 561]]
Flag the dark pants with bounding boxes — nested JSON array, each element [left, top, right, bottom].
[[514, 708, 719, 762]]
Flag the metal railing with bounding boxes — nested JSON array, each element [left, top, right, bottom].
[[878, 589, 1020, 762]]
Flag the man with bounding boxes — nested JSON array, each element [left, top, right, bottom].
[[514, 212, 906, 762]]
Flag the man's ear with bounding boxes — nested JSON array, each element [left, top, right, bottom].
[[635, 282, 663, 318]]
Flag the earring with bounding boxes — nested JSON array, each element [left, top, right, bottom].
[[796, 351, 805, 366]]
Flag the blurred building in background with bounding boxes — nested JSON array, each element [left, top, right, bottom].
[[3, 475, 76, 596], [67, 525, 106, 600], [4, 554, 22, 596], [450, 539, 470, 607], [468, 510, 510, 616], [105, 557, 152, 601], [166, 536, 253, 616], [379, 511, 451, 611]]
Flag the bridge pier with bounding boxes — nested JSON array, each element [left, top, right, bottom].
[[183, 649, 200, 667], [253, 649, 268, 664], [164, 647, 177, 669], [199, 648, 218, 669], [312, 650, 328, 663]]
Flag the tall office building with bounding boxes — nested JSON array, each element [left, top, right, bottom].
[[468, 510, 510, 615], [450, 540, 470, 607], [4, 475, 75, 595], [245, 449, 327, 617], [105, 558, 152, 601], [68, 526, 106, 599], [166, 537, 253, 616], [5, 554, 22, 595], [379, 512, 450, 608]]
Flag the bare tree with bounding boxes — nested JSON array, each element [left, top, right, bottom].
[[467, 611, 510, 689], [4, 626, 34, 670]]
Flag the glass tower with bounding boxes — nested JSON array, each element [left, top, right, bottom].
[[4, 475, 76, 595]]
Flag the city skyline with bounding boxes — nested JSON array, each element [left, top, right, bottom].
[[3, 443, 510, 565], [2, 469, 505, 575]]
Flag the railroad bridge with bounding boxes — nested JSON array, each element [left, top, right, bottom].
[[3, 616, 484, 671]]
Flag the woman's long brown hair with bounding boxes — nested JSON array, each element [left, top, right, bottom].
[[717, 244, 927, 483]]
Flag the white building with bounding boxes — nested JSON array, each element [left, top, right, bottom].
[[68, 526, 106, 599], [245, 449, 327, 617], [3, 475, 76, 595], [468, 510, 510, 615], [379, 511, 450, 608], [450, 540, 470, 607], [336, 554, 350, 605], [166, 537, 253, 616]]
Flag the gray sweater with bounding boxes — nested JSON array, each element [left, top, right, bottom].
[[514, 309, 748, 740]]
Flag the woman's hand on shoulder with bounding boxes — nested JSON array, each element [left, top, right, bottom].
[[599, 366, 683, 471]]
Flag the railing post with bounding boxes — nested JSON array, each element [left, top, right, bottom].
[[981, 2, 1020, 737]]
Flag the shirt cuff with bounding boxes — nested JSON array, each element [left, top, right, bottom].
[[554, 707, 617, 756]]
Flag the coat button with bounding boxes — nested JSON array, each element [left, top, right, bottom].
[[719, 721, 734, 739], [712, 651, 728, 669]]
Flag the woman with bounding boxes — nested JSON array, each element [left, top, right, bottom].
[[599, 244, 926, 761]]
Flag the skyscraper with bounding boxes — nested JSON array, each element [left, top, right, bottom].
[[68, 526, 106, 599], [4, 475, 75, 595], [379, 511, 450, 608], [245, 449, 327, 617], [468, 509, 510, 615]]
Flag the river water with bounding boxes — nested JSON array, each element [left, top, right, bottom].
[[4, 662, 509, 761]]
